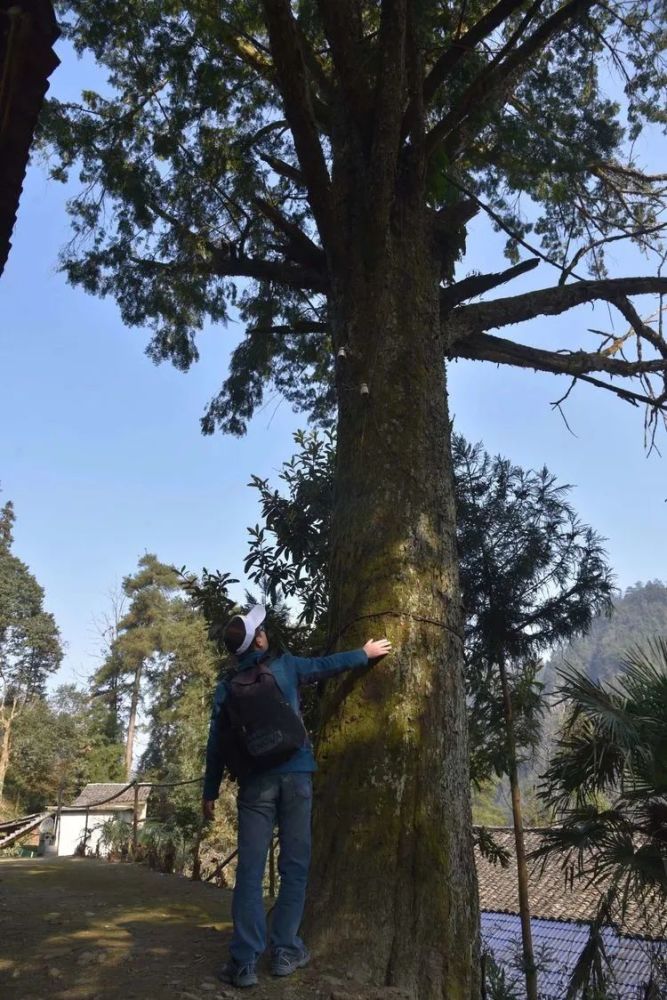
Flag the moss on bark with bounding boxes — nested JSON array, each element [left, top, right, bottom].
[[304, 216, 480, 999]]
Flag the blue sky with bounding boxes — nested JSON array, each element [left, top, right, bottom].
[[1, 41, 665, 689]]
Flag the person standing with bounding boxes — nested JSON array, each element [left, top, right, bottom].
[[202, 604, 391, 988]]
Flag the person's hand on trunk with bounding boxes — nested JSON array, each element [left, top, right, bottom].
[[363, 638, 392, 660]]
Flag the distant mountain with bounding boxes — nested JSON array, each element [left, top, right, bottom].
[[544, 579, 667, 687]]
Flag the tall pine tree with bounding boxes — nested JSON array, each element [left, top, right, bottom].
[[0, 497, 62, 800]]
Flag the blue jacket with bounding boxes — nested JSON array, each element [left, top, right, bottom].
[[203, 646, 369, 800]]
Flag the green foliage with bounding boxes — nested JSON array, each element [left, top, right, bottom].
[[138, 818, 195, 874], [455, 436, 614, 785], [537, 638, 667, 934], [92, 554, 221, 783], [0, 493, 63, 799], [474, 825, 511, 868], [40, 1, 667, 435], [482, 952, 522, 1000], [96, 815, 132, 859], [240, 429, 613, 785], [0, 497, 62, 700], [6, 685, 124, 812], [244, 429, 334, 627]]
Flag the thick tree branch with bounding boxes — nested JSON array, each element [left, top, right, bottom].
[[316, 0, 370, 118], [441, 257, 539, 309], [370, 0, 408, 230], [262, 0, 333, 246], [294, 14, 332, 97], [450, 276, 667, 340], [402, 0, 530, 138], [425, 0, 594, 160], [449, 330, 667, 381], [217, 21, 274, 81], [216, 20, 331, 128], [452, 332, 667, 420], [128, 250, 328, 293], [252, 196, 325, 269], [259, 152, 306, 187], [205, 249, 329, 292]]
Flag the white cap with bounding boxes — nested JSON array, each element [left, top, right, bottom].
[[235, 604, 267, 655]]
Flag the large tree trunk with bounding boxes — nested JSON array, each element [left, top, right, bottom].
[[305, 202, 480, 998], [0, 697, 18, 800], [124, 662, 142, 780]]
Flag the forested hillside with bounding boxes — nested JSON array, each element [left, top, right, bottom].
[[545, 580, 667, 687]]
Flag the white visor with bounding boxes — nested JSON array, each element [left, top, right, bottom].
[[236, 604, 267, 655]]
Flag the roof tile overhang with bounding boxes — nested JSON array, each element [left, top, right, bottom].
[[0, 0, 60, 275], [475, 827, 664, 941]]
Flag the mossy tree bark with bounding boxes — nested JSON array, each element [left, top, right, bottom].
[[303, 177, 479, 997]]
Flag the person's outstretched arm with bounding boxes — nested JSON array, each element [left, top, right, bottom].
[[288, 638, 392, 683]]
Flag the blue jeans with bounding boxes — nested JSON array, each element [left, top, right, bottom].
[[230, 772, 312, 965]]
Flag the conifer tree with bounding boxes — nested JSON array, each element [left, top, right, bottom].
[[45, 3, 667, 991], [0, 497, 62, 799]]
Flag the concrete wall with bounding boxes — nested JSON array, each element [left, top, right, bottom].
[[56, 807, 146, 857]]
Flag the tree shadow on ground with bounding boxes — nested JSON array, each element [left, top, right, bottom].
[[0, 857, 409, 1000], [0, 856, 233, 1000]]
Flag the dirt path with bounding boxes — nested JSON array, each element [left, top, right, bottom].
[[0, 857, 397, 1000]]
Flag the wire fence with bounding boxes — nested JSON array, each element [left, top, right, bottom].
[[5, 775, 280, 896]]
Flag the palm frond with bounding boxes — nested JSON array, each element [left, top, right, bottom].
[[555, 662, 639, 748], [564, 890, 617, 1000]]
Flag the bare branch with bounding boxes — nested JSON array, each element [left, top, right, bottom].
[[442, 174, 587, 280], [450, 276, 667, 337], [559, 223, 667, 285], [441, 257, 539, 309], [262, 0, 333, 246], [593, 162, 667, 185], [449, 330, 667, 384]]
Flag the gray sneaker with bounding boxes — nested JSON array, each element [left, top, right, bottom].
[[270, 946, 311, 977], [218, 958, 258, 988]]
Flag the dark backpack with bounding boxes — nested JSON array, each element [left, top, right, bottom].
[[219, 657, 308, 781]]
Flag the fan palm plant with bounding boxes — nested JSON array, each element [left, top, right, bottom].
[[536, 637, 667, 994], [96, 816, 132, 860]]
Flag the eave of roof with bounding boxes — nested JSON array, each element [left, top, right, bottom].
[[0, 0, 60, 275], [68, 783, 152, 809], [475, 827, 664, 941]]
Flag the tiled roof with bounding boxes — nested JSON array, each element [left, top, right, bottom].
[[475, 828, 661, 940], [68, 784, 152, 809], [0, 0, 60, 275], [482, 912, 667, 1000]]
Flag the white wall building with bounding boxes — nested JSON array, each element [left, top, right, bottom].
[[55, 783, 150, 857]]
